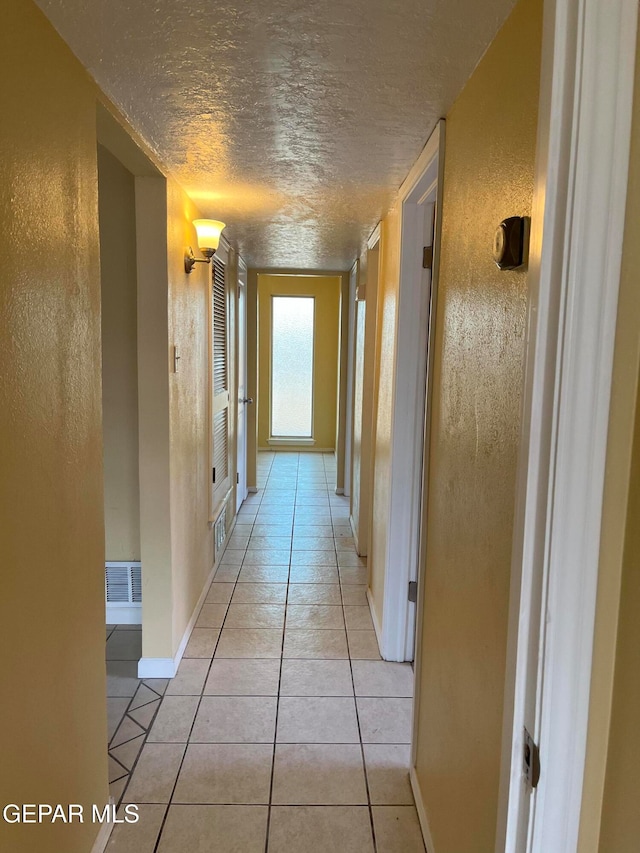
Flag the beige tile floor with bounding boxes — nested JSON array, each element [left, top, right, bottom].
[[107, 452, 424, 852]]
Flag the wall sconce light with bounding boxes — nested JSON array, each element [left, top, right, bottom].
[[185, 219, 226, 274]]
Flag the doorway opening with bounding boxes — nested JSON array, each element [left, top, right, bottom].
[[255, 274, 342, 489], [375, 121, 444, 663], [350, 239, 380, 559], [236, 259, 249, 513], [97, 103, 168, 803]]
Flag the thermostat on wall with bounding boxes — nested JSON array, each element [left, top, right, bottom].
[[493, 216, 529, 270]]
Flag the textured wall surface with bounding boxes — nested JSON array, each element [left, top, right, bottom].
[[167, 184, 216, 651], [369, 206, 400, 628], [135, 176, 175, 660], [351, 245, 377, 555], [98, 144, 141, 561], [0, 1, 108, 850], [135, 175, 216, 661], [598, 382, 640, 852], [36, 0, 515, 269], [413, 0, 543, 849]]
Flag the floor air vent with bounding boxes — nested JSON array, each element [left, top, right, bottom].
[[105, 562, 142, 625], [214, 507, 227, 558]]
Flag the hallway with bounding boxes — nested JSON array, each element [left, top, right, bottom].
[[107, 452, 423, 852]]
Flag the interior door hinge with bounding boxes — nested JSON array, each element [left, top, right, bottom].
[[408, 581, 418, 603], [523, 727, 541, 788], [422, 246, 433, 270], [237, 472, 239, 484], [212, 467, 216, 484]]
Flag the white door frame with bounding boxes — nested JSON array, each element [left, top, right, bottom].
[[343, 260, 357, 499], [499, 1, 638, 850], [236, 257, 248, 512], [380, 120, 445, 662]]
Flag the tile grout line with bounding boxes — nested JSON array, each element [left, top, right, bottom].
[[115, 454, 395, 849], [151, 453, 275, 852], [107, 649, 166, 805], [264, 451, 299, 852], [333, 465, 379, 853]]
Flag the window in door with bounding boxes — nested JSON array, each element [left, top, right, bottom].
[[270, 295, 315, 438]]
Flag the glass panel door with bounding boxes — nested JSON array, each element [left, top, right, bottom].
[[271, 296, 315, 438]]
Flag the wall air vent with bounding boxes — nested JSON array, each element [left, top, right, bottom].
[[106, 562, 142, 603]]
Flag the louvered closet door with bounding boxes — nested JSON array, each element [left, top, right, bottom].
[[211, 254, 231, 513]]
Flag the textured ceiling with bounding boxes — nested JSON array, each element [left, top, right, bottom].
[[36, 0, 516, 269]]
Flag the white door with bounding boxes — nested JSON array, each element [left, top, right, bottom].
[[211, 249, 232, 518], [236, 263, 249, 512], [383, 122, 443, 663], [499, 3, 637, 849]]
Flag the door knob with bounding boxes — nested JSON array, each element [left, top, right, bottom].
[[241, 397, 253, 404]]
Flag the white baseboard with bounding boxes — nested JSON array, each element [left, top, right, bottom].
[[137, 656, 175, 678], [350, 515, 358, 551], [366, 586, 385, 658], [90, 798, 115, 853], [350, 515, 368, 557], [137, 514, 235, 679], [335, 487, 344, 495], [410, 766, 435, 853], [106, 604, 141, 625], [248, 486, 258, 493]]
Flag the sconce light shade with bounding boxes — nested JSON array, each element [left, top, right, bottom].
[[185, 219, 226, 273], [194, 219, 225, 256]]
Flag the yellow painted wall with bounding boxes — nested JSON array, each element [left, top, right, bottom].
[[0, 1, 108, 850], [597, 381, 640, 851], [98, 144, 141, 561], [578, 25, 640, 852], [167, 183, 217, 652], [135, 176, 175, 659], [412, 0, 543, 850], [137, 174, 229, 662], [369, 211, 401, 627], [139, 177, 228, 660], [257, 275, 341, 451], [350, 262, 365, 545], [351, 247, 378, 556]]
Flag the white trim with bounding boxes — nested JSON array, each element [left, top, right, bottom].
[[236, 264, 249, 512], [380, 120, 444, 662], [216, 233, 230, 265], [259, 445, 334, 453], [90, 798, 115, 853], [349, 515, 360, 555], [269, 293, 317, 444], [267, 437, 316, 446], [138, 555, 216, 678], [410, 766, 436, 853], [106, 603, 141, 625], [367, 222, 381, 250], [137, 656, 175, 679], [366, 586, 383, 651], [335, 488, 344, 495], [501, 0, 639, 850], [138, 518, 236, 678], [248, 486, 258, 493]]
